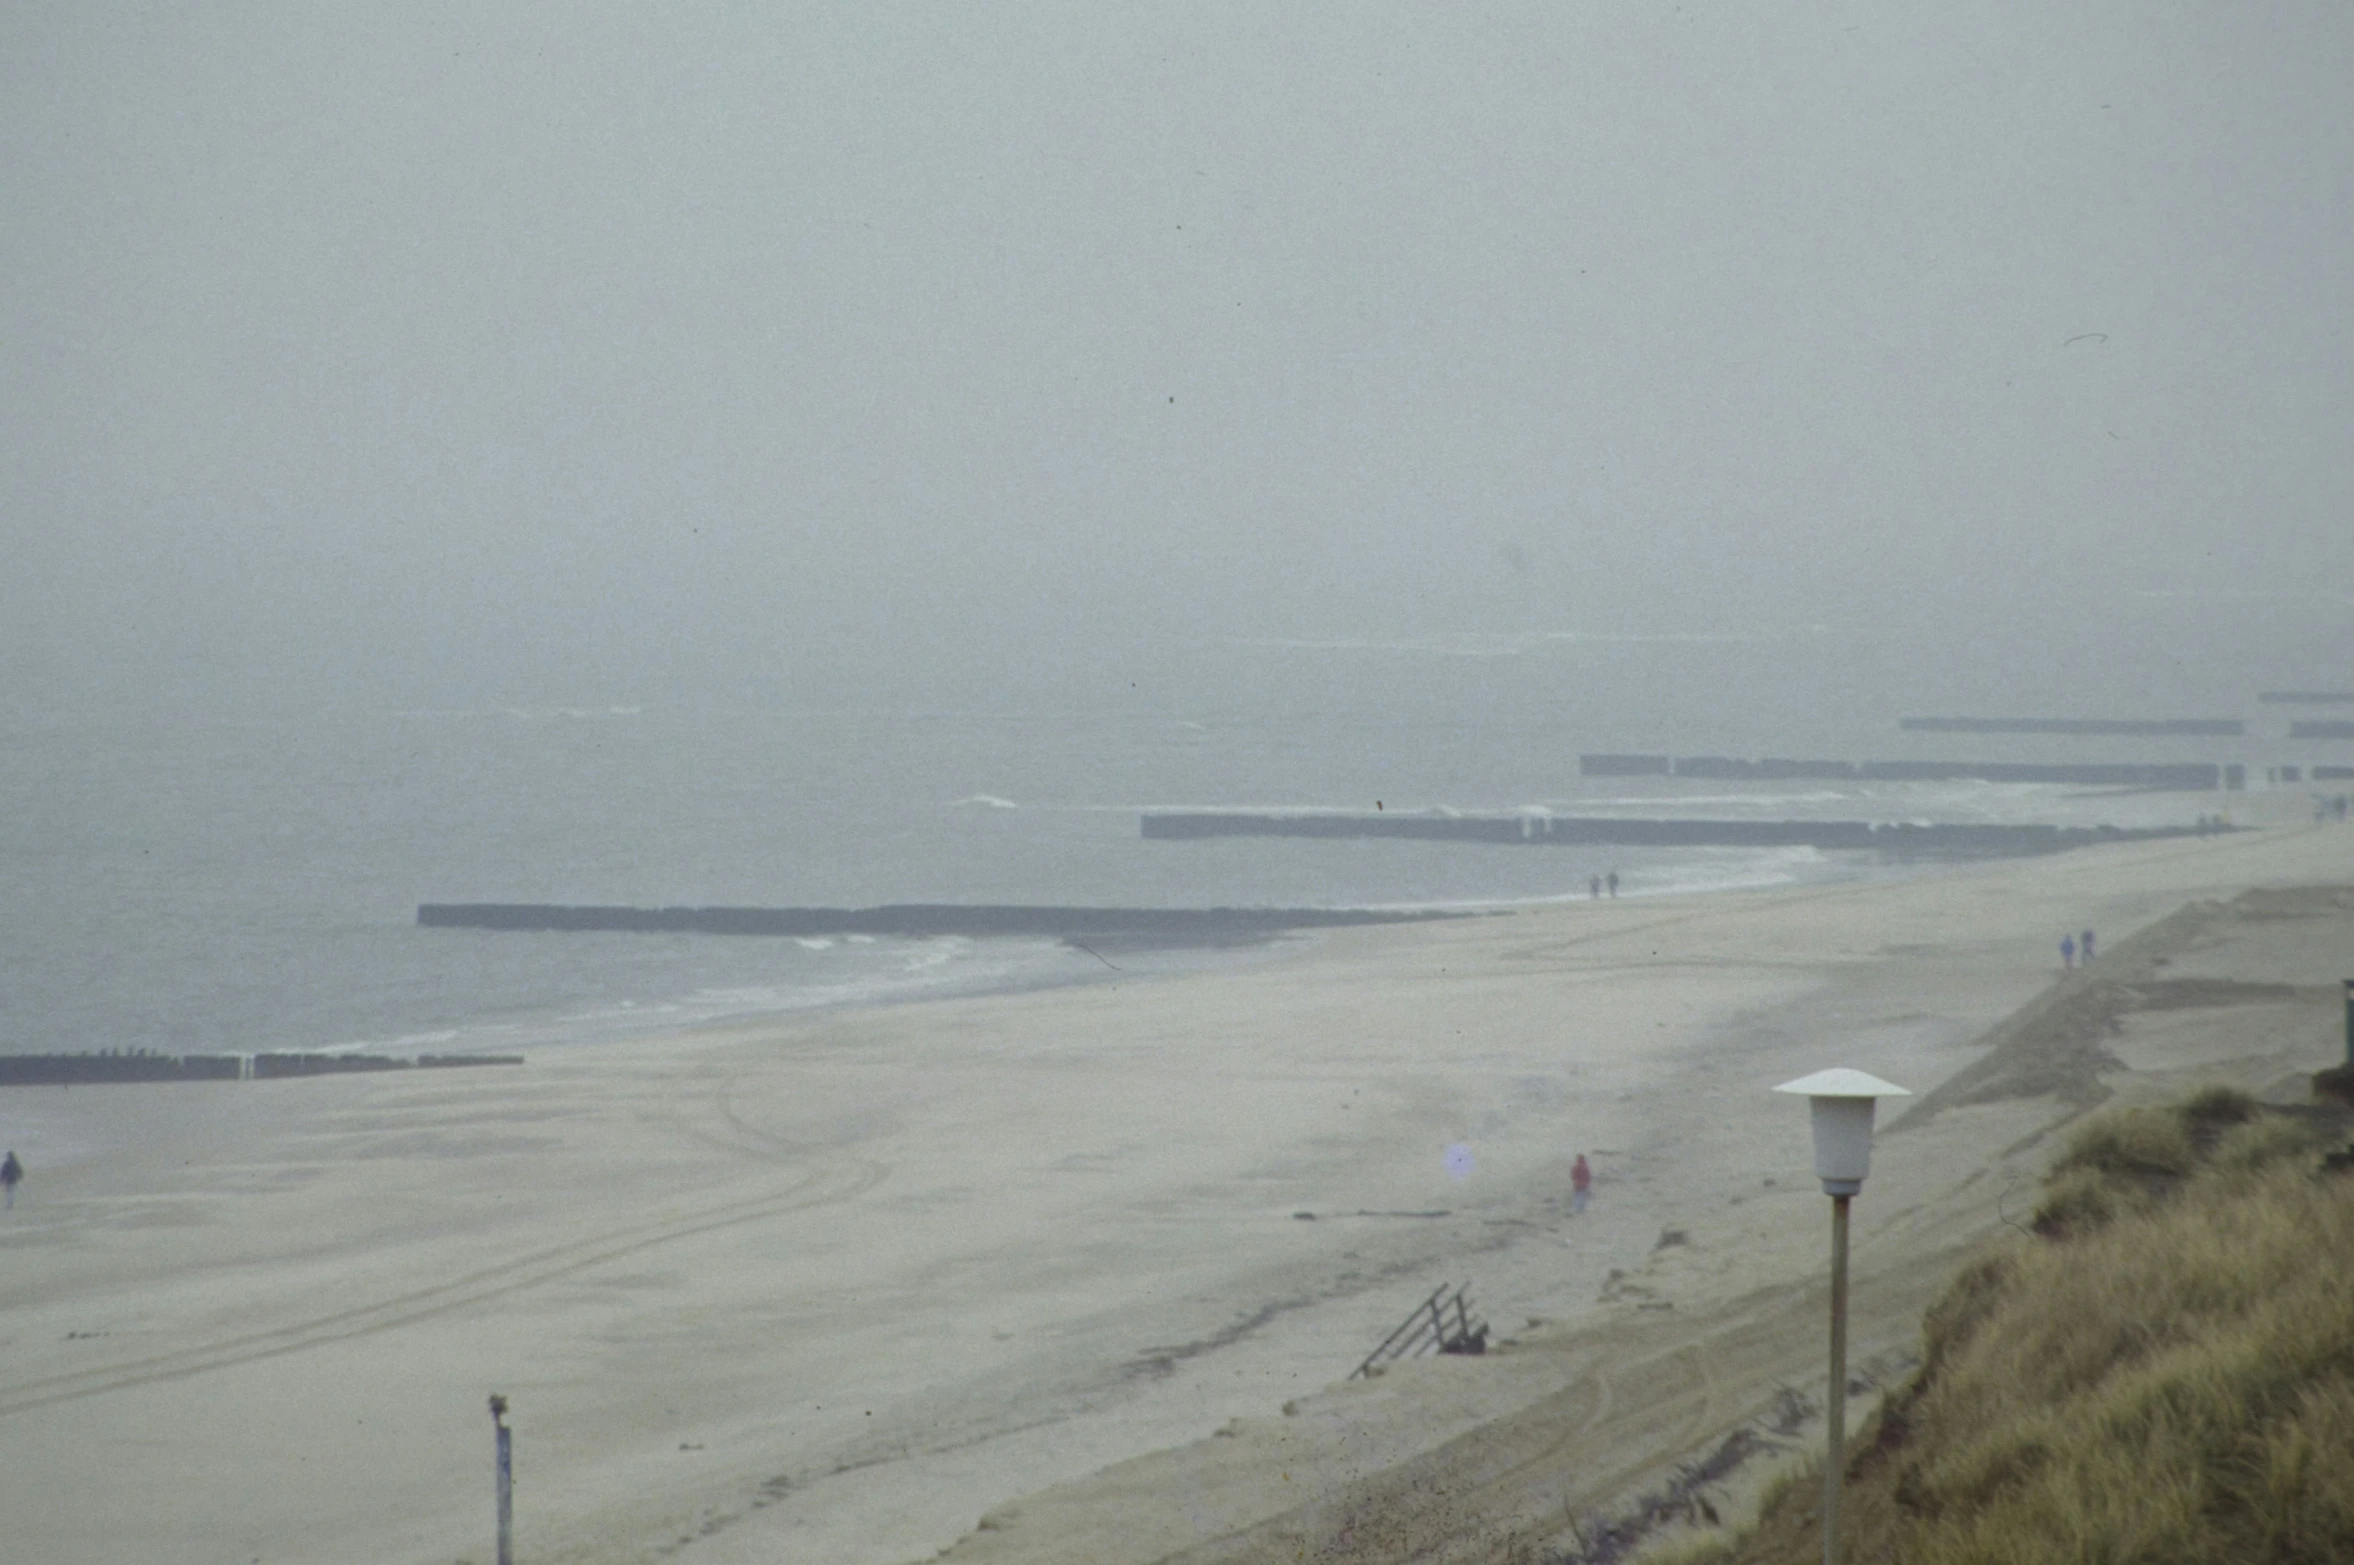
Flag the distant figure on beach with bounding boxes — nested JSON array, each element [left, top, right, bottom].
[[2, 1151, 21, 1210], [2081, 929, 2096, 963], [1606, 871, 1620, 898], [1590, 875, 1602, 900], [1571, 1153, 1592, 1215], [2060, 934, 2077, 970]]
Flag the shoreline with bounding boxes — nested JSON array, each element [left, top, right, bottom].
[[0, 819, 2344, 1564]]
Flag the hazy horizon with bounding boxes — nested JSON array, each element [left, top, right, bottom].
[[6, 4, 2349, 719]]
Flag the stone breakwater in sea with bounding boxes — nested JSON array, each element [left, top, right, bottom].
[[1138, 813, 2216, 857], [415, 903, 1465, 940], [1579, 754, 2234, 788], [0, 1050, 524, 1086]]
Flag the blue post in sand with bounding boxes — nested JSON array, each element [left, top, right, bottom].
[[491, 1394, 513, 1565]]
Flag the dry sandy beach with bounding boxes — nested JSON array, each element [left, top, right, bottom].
[[2, 812, 2349, 1565]]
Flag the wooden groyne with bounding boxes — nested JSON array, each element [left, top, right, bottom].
[[1897, 717, 2244, 736], [0, 1050, 524, 1087], [1139, 813, 2210, 857], [417, 903, 1462, 941], [1579, 755, 2230, 790]]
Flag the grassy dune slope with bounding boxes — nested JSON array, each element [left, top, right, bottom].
[[1660, 1089, 2354, 1565]]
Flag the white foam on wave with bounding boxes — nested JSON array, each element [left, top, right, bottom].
[[1229, 627, 1780, 656], [689, 986, 794, 1010], [899, 937, 973, 973], [639, 938, 1079, 1027], [317, 935, 1090, 1058], [950, 794, 1021, 810], [331, 1026, 465, 1053], [1574, 790, 1859, 810], [1626, 845, 1879, 898], [391, 705, 646, 721], [1341, 845, 1886, 916], [1098, 802, 1475, 816], [1227, 634, 1539, 657]]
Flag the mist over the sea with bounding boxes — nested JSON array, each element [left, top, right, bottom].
[[4, 3, 2348, 725], [5, 3, 2351, 1061]]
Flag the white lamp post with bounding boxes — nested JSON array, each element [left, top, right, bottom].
[[1774, 1068, 1910, 1565]]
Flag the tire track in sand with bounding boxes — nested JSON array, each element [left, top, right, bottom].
[[0, 1071, 886, 1419], [1139, 1334, 1725, 1565]]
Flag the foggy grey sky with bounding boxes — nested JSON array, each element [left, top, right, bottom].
[[5, 4, 2350, 714]]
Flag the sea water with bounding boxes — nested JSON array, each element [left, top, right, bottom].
[[0, 676, 2215, 1077]]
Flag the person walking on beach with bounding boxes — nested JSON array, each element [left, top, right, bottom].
[[2, 1151, 21, 1211], [2060, 933, 2077, 970], [1606, 871, 1619, 898], [1571, 1153, 1592, 1215], [2080, 929, 2096, 964]]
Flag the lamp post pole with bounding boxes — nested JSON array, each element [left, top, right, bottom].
[[490, 1393, 513, 1565], [1824, 1192, 1850, 1565], [1774, 1068, 1909, 1565]]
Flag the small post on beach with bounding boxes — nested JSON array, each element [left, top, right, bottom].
[[490, 1393, 513, 1565], [2342, 979, 2352, 1065], [1774, 1069, 1910, 1565]]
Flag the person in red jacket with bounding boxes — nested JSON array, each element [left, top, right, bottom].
[[1571, 1153, 1592, 1215]]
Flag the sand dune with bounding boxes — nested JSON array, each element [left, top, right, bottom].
[[1, 817, 2347, 1565]]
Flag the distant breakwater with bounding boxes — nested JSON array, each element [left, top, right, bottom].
[[1897, 717, 2244, 737], [0, 1050, 524, 1087], [1139, 813, 2210, 857], [416, 903, 1464, 942], [1579, 755, 2232, 790]]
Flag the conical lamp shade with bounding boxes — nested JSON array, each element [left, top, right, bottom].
[[1774, 1069, 1910, 1196]]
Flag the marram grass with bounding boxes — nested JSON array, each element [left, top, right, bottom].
[[1648, 1092, 2354, 1565]]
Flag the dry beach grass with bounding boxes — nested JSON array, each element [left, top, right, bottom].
[[1659, 1092, 2354, 1565]]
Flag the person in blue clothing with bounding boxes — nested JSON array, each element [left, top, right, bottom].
[[2060, 933, 2077, 970], [1, 1151, 21, 1210]]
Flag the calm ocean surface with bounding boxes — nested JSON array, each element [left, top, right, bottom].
[[3, 667, 2217, 1066]]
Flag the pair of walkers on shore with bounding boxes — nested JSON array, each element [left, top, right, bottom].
[[2061, 928, 2096, 969]]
